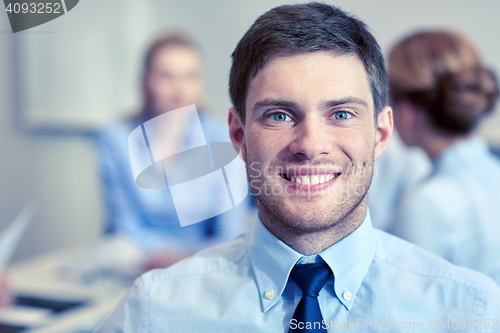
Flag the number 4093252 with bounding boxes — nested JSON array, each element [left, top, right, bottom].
[[5, 2, 61, 14]]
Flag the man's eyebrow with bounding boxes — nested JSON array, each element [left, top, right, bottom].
[[251, 99, 297, 112], [324, 97, 369, 108], [250, 97, 369, 114]]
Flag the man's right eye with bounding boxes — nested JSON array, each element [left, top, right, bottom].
[[272, 112, 291, 122]]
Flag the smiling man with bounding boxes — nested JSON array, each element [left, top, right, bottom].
[[237, 51, 383, 257], [96, 3, 500, 333]]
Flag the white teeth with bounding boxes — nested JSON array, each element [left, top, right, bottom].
[[286, 173, 339, 184]]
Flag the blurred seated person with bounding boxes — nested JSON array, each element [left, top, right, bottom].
[[388, 31, 500, 283], [96, 33, 250, 271]]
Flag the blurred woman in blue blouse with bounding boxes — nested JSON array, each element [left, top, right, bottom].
[[97, 33, 250, 271], [389, 31, 500, 283]]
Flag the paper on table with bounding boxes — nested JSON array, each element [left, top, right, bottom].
[[0, 202, 36, 271], [0, 305, 52, 327]]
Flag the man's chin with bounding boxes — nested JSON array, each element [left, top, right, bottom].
[[259, 188, 368, 230], [270, 205, 344, 232], [282, 218, 339, 233]]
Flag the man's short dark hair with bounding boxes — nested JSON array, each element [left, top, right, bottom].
[[229, 2, 387, 124]]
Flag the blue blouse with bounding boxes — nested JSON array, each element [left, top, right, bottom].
[[96, 111, 251, 253], [392, 137, 500, 285], [368, 131, 431, 231]]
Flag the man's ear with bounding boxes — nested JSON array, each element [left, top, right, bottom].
[[228, 107, 246, 162], [374, 106, 393, 161]]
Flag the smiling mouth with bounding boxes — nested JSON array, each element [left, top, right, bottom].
[[280, 173, 341, 185]]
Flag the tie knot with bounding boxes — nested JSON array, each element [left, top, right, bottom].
[[290, 263, 332, 297]]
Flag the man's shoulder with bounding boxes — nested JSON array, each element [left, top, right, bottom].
[[94, 233, 256, 332], [140, 231, 250, 287], [373, 229, 498, 293]]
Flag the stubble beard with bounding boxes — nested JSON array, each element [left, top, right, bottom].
[[247, 154, 375, 237]]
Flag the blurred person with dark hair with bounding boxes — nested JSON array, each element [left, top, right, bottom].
[[96, 32, 248, 271], [96, 5, 500, 332], [389, 31, 500, 283]]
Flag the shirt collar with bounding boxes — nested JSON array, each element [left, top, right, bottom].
[[249, 209, 375, 312]]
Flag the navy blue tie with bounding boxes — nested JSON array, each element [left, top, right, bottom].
[[288, 263, 332, 333]]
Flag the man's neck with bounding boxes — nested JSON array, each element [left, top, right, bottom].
[[259, 199, 367, 256]]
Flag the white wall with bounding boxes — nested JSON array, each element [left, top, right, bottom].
[[1, 0, 499, 261], [0, 15, 103, 262]]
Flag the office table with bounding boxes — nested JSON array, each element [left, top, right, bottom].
[[3, 246, 132, 333]]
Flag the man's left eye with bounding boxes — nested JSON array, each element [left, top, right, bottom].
[[334, 111, 351, 120]]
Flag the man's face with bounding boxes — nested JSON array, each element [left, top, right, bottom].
[[230, 51, 391, 233]]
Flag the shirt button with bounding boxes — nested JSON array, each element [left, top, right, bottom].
[[343, 291, 352, 301], [265, 290, 274, 299]]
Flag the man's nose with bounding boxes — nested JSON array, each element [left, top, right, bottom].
[[288, 117, 332, 160]]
